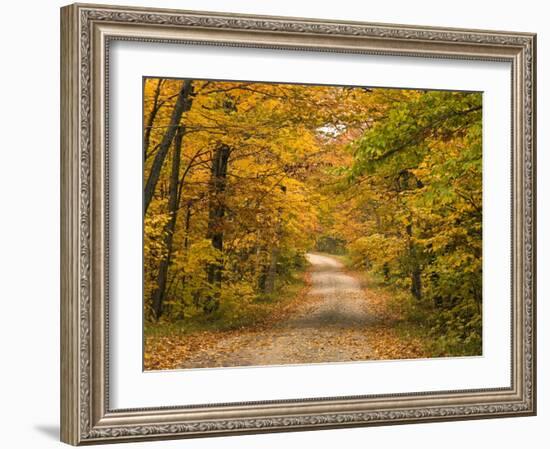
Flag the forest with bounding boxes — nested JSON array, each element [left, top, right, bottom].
[[143, 78, 482, 370]]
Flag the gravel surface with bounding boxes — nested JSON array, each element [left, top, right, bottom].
[[178, 253, 375, 369]]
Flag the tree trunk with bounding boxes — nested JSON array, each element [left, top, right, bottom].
[[183, 201, 193, 253], [406, 221, 422, 301], [411, 264, 422, 301], [264, 247, 279, 294], [264, 185, 286, 294], [204, 144, 231, 313], [178, 201, 193, 293], [151, 126, 184, 320], [144, 79, 194, 215], [255, 245, 267, 292], [143, 78, 163, 160]]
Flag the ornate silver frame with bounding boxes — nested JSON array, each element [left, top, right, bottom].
[[60, 3, 536, 445]]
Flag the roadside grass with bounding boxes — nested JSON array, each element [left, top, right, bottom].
[[337, 254, 482, 358], [145, 270, 309, 338], [304, 252, 435, 359], [336, 260, 437, 358], [360, 271, 483, 358], [144, 267, 312, 370]]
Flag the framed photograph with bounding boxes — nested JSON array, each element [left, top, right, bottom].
[[60, 3, 536, 445]]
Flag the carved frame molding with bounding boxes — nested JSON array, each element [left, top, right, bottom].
[[61, 3, 536, 445]]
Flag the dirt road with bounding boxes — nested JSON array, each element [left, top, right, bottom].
[[178, 253, 376, 369]]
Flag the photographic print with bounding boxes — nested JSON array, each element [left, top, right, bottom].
[[143, 78, 482, 371]]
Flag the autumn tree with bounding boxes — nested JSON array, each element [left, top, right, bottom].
[[344, 89, 483, 354]]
